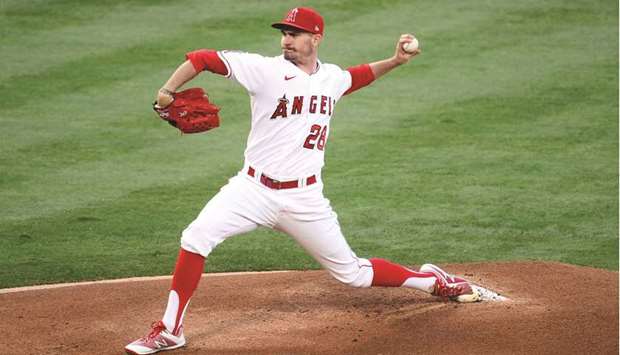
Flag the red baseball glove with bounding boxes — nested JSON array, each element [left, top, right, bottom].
[[153, 88, 220, 134]]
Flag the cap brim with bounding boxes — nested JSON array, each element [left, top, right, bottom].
[[271, 22, 313, 33]]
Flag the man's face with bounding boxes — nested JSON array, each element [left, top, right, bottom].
[[280, 29, 321, 63]]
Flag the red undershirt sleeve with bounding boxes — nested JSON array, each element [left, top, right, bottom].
[[185, 49, 229, 76], [343, 63, 376, 96]]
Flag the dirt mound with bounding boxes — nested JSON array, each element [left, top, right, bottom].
[[1, 262, 617, 354]]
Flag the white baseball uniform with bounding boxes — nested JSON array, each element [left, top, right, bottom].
[[180, 50, 377, 287], [126, 10, 476, 354]]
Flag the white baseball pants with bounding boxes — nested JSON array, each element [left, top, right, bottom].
[[181, 168, 374, 288]]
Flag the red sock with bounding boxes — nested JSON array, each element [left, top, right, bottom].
[[370, 258, 435, 287], [165, 248, 204, 334]]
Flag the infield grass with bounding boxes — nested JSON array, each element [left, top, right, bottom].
[[0, 0, 617, 287]]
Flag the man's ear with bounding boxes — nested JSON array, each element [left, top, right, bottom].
[[312, 34, 323, 47]]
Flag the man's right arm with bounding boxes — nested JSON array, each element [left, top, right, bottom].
[[156, 49, 229, 107], [156, 61, 199, 107]]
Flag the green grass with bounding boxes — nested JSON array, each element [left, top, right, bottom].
[[0, 0, 617, 288]]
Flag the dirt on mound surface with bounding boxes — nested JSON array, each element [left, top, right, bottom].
[[1, 261, 617, 354]]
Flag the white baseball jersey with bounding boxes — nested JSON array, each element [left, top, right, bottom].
[[218, 51, 353, 180]]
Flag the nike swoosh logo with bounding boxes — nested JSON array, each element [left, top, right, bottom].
[[284, 75, 296, 81]]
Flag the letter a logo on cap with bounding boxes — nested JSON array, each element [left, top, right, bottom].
[[286, 8, 298, 22], [272, 7, 324, 35]]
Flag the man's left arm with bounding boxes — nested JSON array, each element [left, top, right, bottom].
[[343, 34, 421, 96], [369, 34, 420, 79]]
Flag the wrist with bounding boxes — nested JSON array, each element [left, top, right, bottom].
[[157, 88, 175, 107], [159, 88, 175, 97]]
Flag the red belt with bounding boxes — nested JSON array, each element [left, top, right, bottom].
[[247, 166, 316, 190]]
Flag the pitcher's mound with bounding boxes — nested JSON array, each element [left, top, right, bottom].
[[1, 261, 617, 354]]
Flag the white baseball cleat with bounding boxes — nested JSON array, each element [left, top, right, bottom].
[[125, 321, 186, 354], [420, 263, 482, 303]]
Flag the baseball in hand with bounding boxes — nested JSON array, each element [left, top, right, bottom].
[[403, 37, 419, 53]]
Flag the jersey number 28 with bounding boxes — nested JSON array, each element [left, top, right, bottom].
[[303, 124, 328, 151]]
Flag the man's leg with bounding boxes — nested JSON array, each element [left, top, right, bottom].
[[126, 175, 279, 354], [275, 212, 437, 293], [161, 248, 205, 335], [274, 189, 478, 300], [368, 258, 436, 291]]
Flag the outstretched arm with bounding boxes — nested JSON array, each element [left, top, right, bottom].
[[370, 33, 421, 79], [344, 34, 421, 96]]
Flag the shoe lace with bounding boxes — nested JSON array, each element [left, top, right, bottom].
[[446, 283, 464, 297], [144, 321, 167, 340], [433, 277, 467, 298]]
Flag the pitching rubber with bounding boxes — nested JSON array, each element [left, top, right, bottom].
[[470, 285, 509, 302]]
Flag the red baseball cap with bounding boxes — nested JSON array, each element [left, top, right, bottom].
[[271, 7, 324, 35]]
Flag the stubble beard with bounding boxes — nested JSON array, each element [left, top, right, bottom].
[[283, 46, 312, 66], [283, 49, 296, 62]]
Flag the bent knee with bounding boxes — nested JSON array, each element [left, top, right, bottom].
[[340, 277, 370, 288], [330, 267, 373, 288], [180, 227, 216, 257]]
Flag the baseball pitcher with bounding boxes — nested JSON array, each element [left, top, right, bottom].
[[126, 7, 480, 354]]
